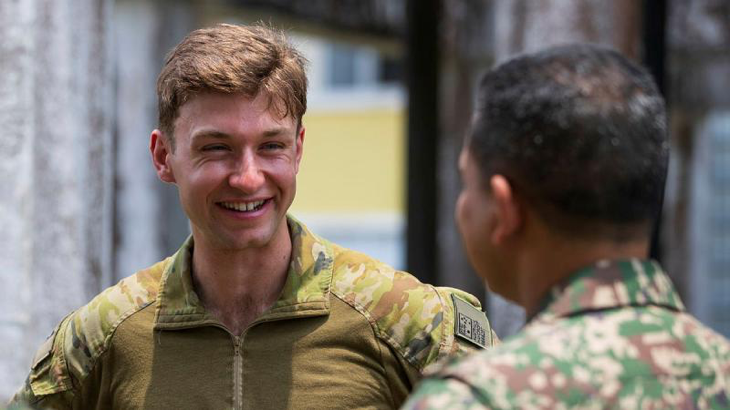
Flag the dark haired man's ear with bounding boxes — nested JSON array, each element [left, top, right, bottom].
[[150, 129, 176, 184], [489, 175, 521, 245]]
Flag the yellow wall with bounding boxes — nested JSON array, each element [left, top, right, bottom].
[[291, 108, 405, 213]]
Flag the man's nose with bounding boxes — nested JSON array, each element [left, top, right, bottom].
[[229, 154, 264, 193]]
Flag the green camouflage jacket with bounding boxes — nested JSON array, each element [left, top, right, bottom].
[[10, 216, 495, 409], [403, 259, 730, 409]]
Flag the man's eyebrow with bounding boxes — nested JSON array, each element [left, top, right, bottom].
[[191, 130, 231, 142], [261, 127, 291, 138], [191, 128, 292, 141]]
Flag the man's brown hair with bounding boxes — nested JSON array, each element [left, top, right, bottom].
[[156, 23, 308, 146]]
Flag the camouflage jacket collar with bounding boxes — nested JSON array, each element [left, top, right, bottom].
[[533, 259, 686, 323], [154, 215, 335, 330]]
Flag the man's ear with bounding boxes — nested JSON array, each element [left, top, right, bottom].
[[150, 129, 176, 184], [294, 125, 305, 174], [489, 174, 522, 245]]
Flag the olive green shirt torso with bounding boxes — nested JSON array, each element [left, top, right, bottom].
[[93, 294, 410, 409]]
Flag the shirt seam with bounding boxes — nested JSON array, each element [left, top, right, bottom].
[[368, 304, 398, 409], [71, 298, 158, 392], [539, 302, 686, 324], [330, 290, 424, 371]]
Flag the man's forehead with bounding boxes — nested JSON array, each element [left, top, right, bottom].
[[179, 91, 270, 113], [175, 91, 297, 131]]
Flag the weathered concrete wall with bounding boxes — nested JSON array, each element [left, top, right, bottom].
[[0, 0, 113, 400], [492, 0, 641, 63]]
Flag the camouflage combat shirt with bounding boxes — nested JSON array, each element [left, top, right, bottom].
[[11, 216, 495, 410], [403, 259, 730, 409]]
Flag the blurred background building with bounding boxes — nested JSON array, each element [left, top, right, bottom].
[[0, 0, 728, 401]]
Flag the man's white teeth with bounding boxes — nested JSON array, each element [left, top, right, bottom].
[[221, 200, 265, 212]]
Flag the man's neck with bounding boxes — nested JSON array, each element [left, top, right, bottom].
[[191, 222, 292, 335], [517, 235, 649, 319]]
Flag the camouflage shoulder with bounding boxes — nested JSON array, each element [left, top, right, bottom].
[[401, 376, 492, 410], [10, 258, 171, 407], [427, 308, 730, 409], [329, 246, 494, 372], [64, 257, 171, 380]]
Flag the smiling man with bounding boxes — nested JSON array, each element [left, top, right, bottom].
[[10, 24, 496, 409], [402, 44, 730, 409]]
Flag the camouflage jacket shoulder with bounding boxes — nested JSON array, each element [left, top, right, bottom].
[[15, 258, 171, 402], [403, 259, 730, 409], [286, 217, 496, 371]]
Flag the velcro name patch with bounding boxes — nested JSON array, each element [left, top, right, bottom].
[[32, 329, 56, 369], [452, 294, 490, 349]]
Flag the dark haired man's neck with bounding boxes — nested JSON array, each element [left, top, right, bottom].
[[518, 232, 650, 319]]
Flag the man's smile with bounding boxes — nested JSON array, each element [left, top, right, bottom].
[[217, 199, 269, 213]]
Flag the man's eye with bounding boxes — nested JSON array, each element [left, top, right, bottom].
[[202, 145, 228, 151], [262, 142, 284, 150]]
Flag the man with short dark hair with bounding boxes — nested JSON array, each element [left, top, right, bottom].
[[10, 24, 496, 409], [403, 44, 730, 409]]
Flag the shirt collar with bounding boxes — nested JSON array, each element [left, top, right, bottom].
[[154, 215, 335, 330], [531, 259, 685, 324]]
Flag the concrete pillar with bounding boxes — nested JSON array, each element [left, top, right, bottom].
[[113, 0, 193, 282], [437, 0, 493, 309], [0, 0, 113, 399]]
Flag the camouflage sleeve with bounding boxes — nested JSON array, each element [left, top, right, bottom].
[[401, 377, 491, 410], [330, 245, 497, 396], [8, 314, 77, 409], [335, 269, 496, 371]]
